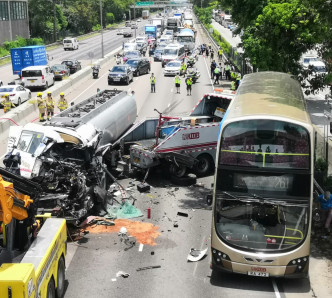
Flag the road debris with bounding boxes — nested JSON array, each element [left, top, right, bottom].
[[137, 182, 151, 192], [177, 211, 189, 217], [187, 248, 208, 262], [173, 222, 179, 228], [107, 200, 143, 219], [118, 226, 136, 249], [79, 216, 115, 227], [116, 271, 130, 278], [136, 265, 161, 271]]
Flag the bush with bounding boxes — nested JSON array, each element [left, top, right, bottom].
[[92, 24, 101, 32], [0, 36, 44, 57], [106, 13, 115, 25]]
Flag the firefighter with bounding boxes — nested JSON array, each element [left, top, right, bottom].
[[180, 61, 187, 77], [57, 92, 68, 112], [185, 76, 193, 95], [46, 91, 55, 121], [150, 73, 156, 93], [175, 75, 181, 94], [1, 93, 15, 113], [37, 92, 46, 122]]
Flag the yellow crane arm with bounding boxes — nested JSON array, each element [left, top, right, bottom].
[[0, 174, 33, 224]]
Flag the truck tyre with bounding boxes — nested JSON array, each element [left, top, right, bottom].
[[56, 256, 65, 298], [194, 154, 214, 177], [170, 174, 196, 186], [47, 277, 55, 298], [169, 163, 186, 178]]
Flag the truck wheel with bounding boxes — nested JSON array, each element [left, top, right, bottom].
[[194, 154, 214, 177], [56, 256, 65, 298], [170, 174, 196, 186], [169, 163, 186, 178], [47, 278, 55, 298]]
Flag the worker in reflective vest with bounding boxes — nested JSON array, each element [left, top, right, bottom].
[[175, 75, 181, 93], [1, 94, 15, 113], [37, 92, 46, 122], [150, 73, 156, 93], [186, 77, 192, 95], [57, 92, 68, 112], [180, 62, 187, 77], [46, 91, 55, 121], [225, 63, 231, 80], [218, 47, 223, 60]]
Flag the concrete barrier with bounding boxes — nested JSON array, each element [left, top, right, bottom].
[[0, 45, 122, 139]]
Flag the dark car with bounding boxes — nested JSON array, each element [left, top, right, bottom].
[[125, 58, 150, 76], [108, 65, 134, 85], [61, 59, 82, 74], [51, 64, 70, 80]]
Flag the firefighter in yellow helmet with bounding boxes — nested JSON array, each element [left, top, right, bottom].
[[46, 91, 55, 121], [1, 93, 15, 113], [37, 92, 46, 122], [57, 92, 68, 112]]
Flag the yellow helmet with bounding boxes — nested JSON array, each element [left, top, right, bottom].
[[47, 91, 52, 94], [4, 93, 9, 97], [60, 92, 64, 96], [37, 92, 43, 97]]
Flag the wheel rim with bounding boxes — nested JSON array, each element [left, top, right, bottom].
[[169, 164, 186, 178], [137, 71, 139, 76], [197, 159, 209, 172]]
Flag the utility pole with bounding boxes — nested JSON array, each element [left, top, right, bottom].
[[100, 0, 104, 58], [7, 0, 13, 41], [53, 0, 57, 42]]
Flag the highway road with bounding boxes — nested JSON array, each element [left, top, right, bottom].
[[0, 16, 331, 298]]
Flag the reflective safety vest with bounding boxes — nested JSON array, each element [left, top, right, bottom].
[[181, 64, 187, 71], [231, 72, 237, 79], [231, 81, 236, 91], [37, 97, 46, 112], [150, 76, 156, 84], [225, 65, 231, 71], [46, 97, 55, 110], [58, 98, 68, 110], [218, 49, 223, 56], [175, 77, 181, 84], [186, 78, 192, 86], [214, 67, 220, 74]]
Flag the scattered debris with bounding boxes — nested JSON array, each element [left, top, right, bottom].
[[177, 212, 189, 217], [136, 265, 161, 271], [173, 222, 178, 228], [187, 248, 208, 262], [116, 271, 130, 278], [79, 216, 115, 227], [111, 278, 117, 282], [118, 226, 136, 249], [137, 182, 151, 192], [147, 207, 151, 219], [151, 251, 155, 255], [107, 200, 143, 219]]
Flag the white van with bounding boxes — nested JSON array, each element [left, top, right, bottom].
[[63, 38, 79, 50], [161, 43, 185, 67], [123, 42, 138, 53], [21, 65, 55, 90]]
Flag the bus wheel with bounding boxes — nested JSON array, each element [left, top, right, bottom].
[[169, 163, 186, 178], [195, 154, 214, 177], [47, 277, 55, 298], [56, 256, 65, 298]]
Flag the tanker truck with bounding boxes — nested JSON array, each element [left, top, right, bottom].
[[3, 89, 137, 225]]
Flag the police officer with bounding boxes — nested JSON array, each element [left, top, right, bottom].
[[218, 47, 223, 61], [1, 93, 15, 113], [150, 73, 156, 93], [180, 61, 187, 77], [225, 63, 231, 80], [186, 76, 193, 95], [46, 91, 55, 120], [214, 65, 220, 85], [57, 92, 68, 112], [175, 75, 181, 93], [37, 92, 46, 122]]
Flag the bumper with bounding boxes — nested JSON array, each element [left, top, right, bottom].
[[164, 71, 179, 76], [108, 76, 128, 84]]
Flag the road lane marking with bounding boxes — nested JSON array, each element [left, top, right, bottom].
[[139, 243, 144, 252], [192, 235, 207, 277], [272, 278, 281, 298]]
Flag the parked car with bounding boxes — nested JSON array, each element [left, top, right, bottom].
[[123, 50, 141, 63], [137, 18, 142, 22], [108, 65, 134, 85], [123, 30, 133, 37], [51, 64, 70, 80], [164, 60, 182, 76], [61, 59, 82, 74], [0, 84, 31, 105], [125, 58, 150, 76], [131, 22, 138, 29]]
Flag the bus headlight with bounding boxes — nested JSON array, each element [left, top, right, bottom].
[[212, 247, 231, 266], [286, 256, 309, 274]]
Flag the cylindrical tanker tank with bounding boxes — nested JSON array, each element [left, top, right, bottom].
[[50, 90, 137, 146]]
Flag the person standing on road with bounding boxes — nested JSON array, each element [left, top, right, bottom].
[[150, 73, 156, 93], [46, 91, 55, 121], [318, 191, 332, 234], [180, 61, 187, 77], [37, 92, 46, 122], [218, 47, 223, 61], [205, 47, 209, 58], [1, 94, 15, 113], [186, 76, 193, 95], [210, 49, 214, 61], [225, 63, 231, 80], [214, 65, 220, 85], [175, 75, 181, 93], [218, 63, 223, 80], [210, 60, 216, 79], [57, 92, 68, 112]]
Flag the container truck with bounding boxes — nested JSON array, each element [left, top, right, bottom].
[[150, 17, 165, 32], [145, 25, 158, 39], [142, 10, 149, 19], [177, 28, 195, 52], [10, 46, 48, 76]]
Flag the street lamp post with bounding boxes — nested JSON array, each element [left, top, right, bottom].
[[99, 0, 104, 58], [53, 0, 57, 42]]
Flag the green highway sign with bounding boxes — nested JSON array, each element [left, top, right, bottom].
[[136, 1, 154, 6]]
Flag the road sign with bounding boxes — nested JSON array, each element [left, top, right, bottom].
[[136, 1, 154, 6]]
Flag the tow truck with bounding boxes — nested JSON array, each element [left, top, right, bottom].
[[0, 168, 67, 298]]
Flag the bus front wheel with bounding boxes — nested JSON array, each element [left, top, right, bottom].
[[47, 277, 55, 298], [56, 256, 66, 298]]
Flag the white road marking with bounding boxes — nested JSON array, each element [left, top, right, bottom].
[[65, 242, 79, 271], [139, 243, 144, 252], [272, 278, 281, 298], [168, 103, 170, 107]]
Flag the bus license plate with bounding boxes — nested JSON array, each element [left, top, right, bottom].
[[248, 271, 269, 277]]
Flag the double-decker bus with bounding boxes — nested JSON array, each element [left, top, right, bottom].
[[211, 72, 313, 278]]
